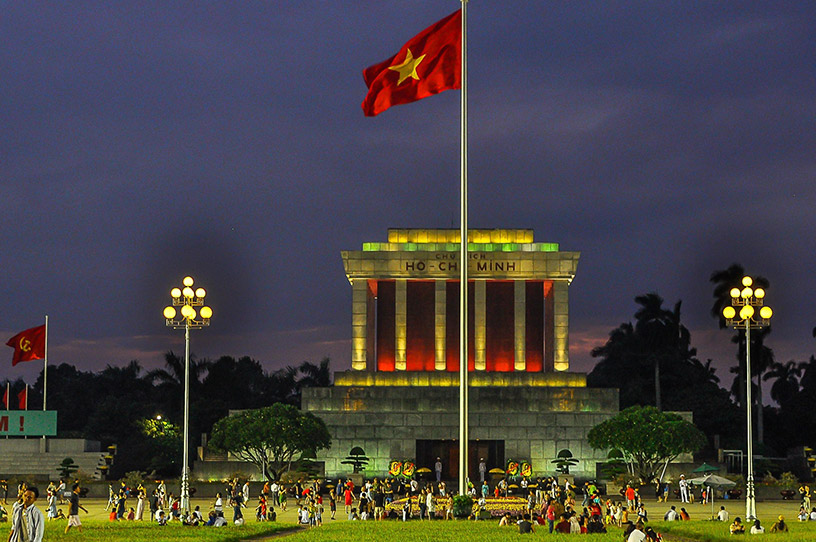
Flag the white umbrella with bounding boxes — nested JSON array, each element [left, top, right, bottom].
[[688, 474, 736, 519]]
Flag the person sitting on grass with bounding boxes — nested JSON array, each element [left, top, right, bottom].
[[555, 513, 571, 534], [680, 508, 690, 521], [730, 517, 745, 535], [156, 510, 168, 526], [517, 513, 535, 534], [498, 512, 512, 526], [750, 519, 764, 534], [718, 507, 729, 522], [664, 506, 678, 521], [770, 515, 789, 532], [627, 521, 647, 542], [588, 515, 608, 533]]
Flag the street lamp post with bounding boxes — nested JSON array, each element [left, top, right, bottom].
[[722, 275, 772, 522], [163, 276, 212, 515]]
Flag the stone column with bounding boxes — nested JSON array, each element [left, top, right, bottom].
[[435, 280, 446, 370], [395, 279, 407, 370], [553, 281, 570, 371], [514, 280, 526, 371], [475, 280, 486, 370], [351, 279, 371, 371]]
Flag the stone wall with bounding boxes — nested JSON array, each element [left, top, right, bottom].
[[302, 377, 618, 480]]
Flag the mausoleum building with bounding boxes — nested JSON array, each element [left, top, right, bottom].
[[302, 229, 618, 481]]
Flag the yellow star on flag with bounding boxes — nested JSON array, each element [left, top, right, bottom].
[[388, 48, 426, 85]]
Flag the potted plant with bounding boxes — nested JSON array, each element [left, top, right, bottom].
[[452, 495, 473, 518]]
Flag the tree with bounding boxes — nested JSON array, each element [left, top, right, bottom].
[[588, 293, 739, 447], [135, 417, 183, 476], [208, 403, 331, 481], [633, 293, 687, 411], [587, 406, 707, 483], [341, 446, 370, 473]]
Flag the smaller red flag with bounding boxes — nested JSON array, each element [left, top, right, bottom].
[[6, 325, 46, 366], [361, 9, 461, 117], [18, 387, 27, 410], [2, 386, 8, 409]]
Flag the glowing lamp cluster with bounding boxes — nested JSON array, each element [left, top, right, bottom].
[[721, 274, 772, 523], [163, 276, 213, 327], [161, 274, 212, 515], [721, 276, 772, 326]]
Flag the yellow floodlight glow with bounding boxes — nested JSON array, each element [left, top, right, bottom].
[[754, 288, 765, 299], [200, 306, 213, 319], [759, 306, 773, 319], [741, 287, 753, 299], [723, 306, 736, 319], [182, 287, 194, 298], [742, 276, 753, 287], [739, 305, 754, 320], [171, 288, 182, 298], [730, 288, 741, 299], [180, 304, 194, 318], [195, 288, 206, 298], [183, 276, 194, 287], [163, 306, 177, 319]]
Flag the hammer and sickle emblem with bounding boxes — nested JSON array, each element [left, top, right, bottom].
[[19, 338, 31, 352]]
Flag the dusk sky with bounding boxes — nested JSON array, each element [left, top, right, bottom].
[[3, 1, 815, 392]]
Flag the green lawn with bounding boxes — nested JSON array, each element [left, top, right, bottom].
[[659, 519, 816, 542], [0, 519, 297, 541], [285, 520, 620, 541]]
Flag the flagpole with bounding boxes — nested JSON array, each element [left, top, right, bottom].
[[458, 0, 469, 497], [43, 315, 48, 412]]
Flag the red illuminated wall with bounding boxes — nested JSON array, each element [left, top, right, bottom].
[[406, 281, 435, 371], [374, 279, 549, 372], [376, 280, 395, 371], [485, 281, 514, 371], [525, 281, 544, 372]]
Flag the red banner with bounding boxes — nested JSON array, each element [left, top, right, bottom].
[[6, 325, 46, 366]]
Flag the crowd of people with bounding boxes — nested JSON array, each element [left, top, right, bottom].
[[2, 473, 814, 538]]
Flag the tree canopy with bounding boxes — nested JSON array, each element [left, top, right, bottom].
[[208, 403, 331, 481], [6, 354, 334, 477], [587, 405, 707, 483], [587, 293, 741, 448]]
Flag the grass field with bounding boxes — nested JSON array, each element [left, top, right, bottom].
[[0, 519, 297, 541], [1, 497, 811, 541], [286, 520, 620, 542]]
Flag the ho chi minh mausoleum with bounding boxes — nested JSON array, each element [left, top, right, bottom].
[[302, 229, 619, 481]]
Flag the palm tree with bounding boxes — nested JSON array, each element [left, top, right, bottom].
[[634, 293, 687, 411], [763, 360, 802, 408], [296, 357, 332, 388]]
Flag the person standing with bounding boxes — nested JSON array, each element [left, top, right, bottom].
[[9, 486, 44, 542], [135, 488, 146, 520], [479, 458, 487, 483], [242, 480, 250, 508], [435, 457, 443, 483], [678, 475, 689, 503], [64, 484, 88, 534]]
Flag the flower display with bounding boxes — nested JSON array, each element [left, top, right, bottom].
[[506, 460, 519, 476]]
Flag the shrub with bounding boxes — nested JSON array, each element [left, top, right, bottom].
[[452, 495, 473, 518]]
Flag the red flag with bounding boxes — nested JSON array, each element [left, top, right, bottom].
[[18, 387, 27, 410], [6, 325, 46, 366], [2, 385, 7, 409], [362, 9, 461, 117]]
